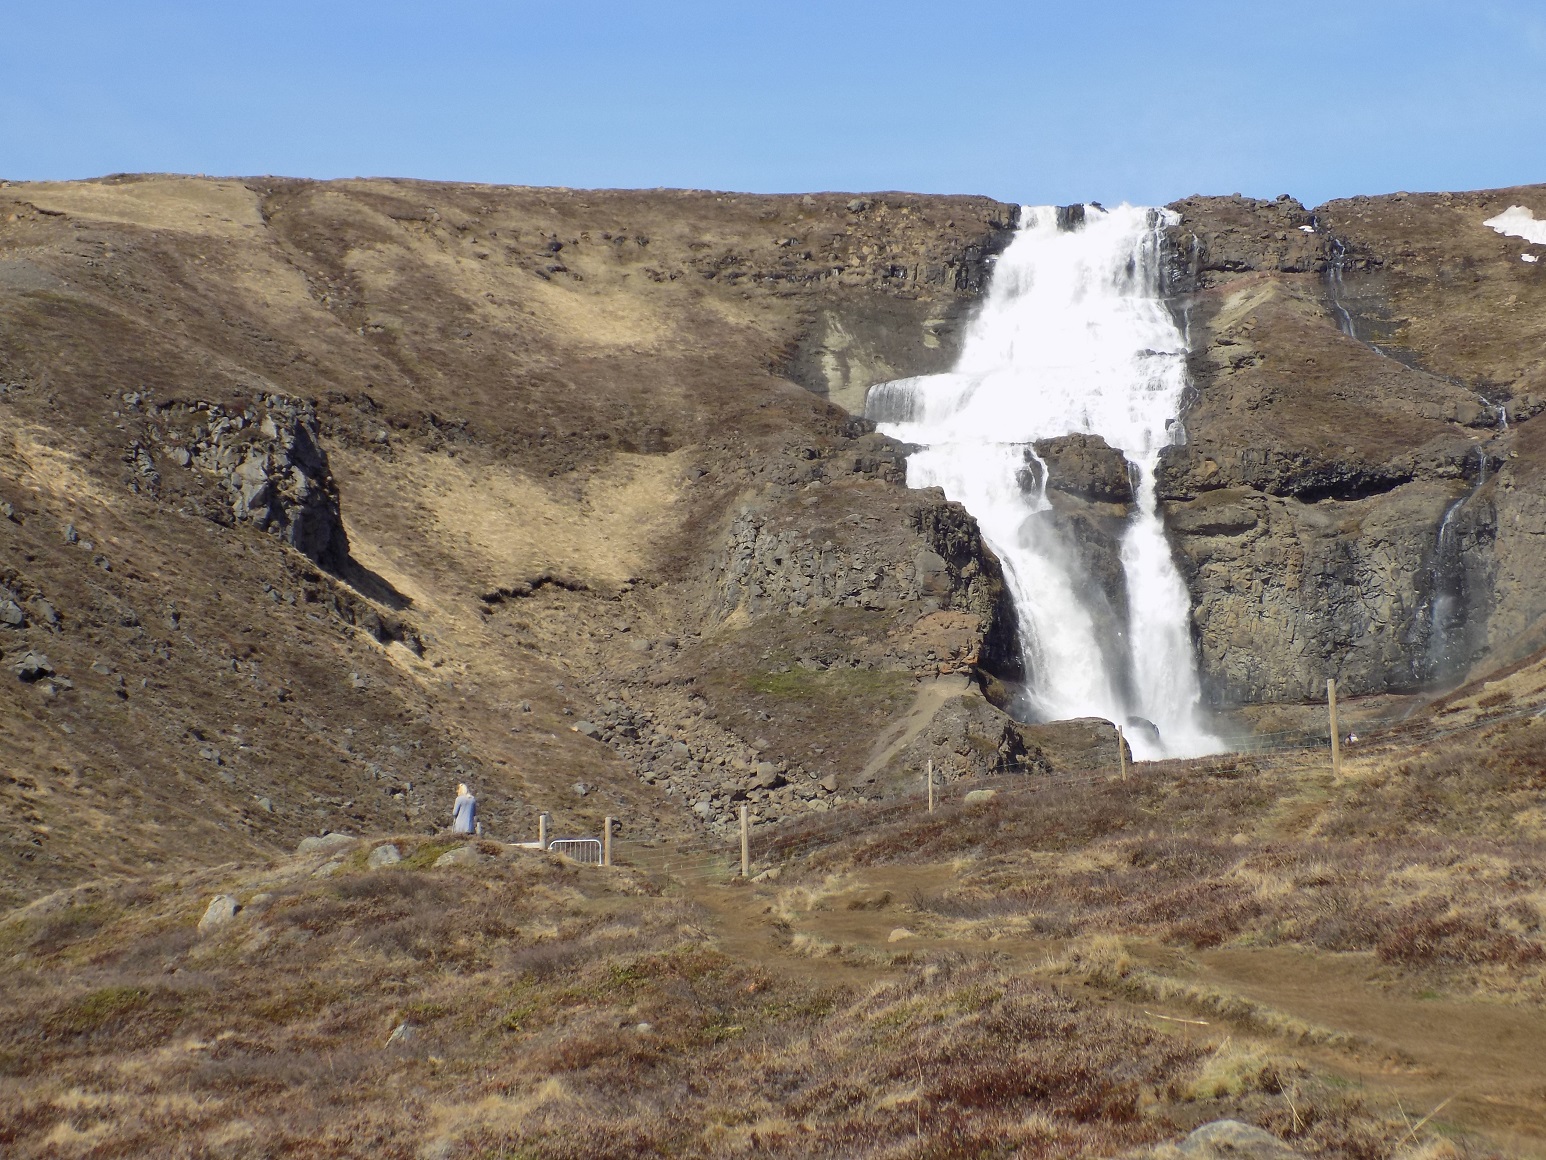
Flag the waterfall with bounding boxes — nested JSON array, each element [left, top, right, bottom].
[[1419, 447, 1488, 683], [867, 204, 1220, 760], [1328, 238, 1359, 339]]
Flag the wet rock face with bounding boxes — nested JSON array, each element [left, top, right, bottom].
[[1158, 189, 1546, 702], [1034, 434, 1134, 505]]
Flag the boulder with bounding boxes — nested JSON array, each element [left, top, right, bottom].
[[753, 762, 785, 790], [0, 599, 24, 628], [692, 799, 715, 821], [198, 894, 239, 933], [1175, 1120, 1301, 1159], [297, 832, 356, 856], [1033, 433, 1135, 504], [963, 788, 997, 805], [433, 845, 483, 868], [913, 549, 952, 597], [367, 843, 401, 868], [9, 650, 53, 682], [1017, 717, 1126, 773]]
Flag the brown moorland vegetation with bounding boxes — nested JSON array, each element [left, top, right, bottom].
[[6, 672, 1544, 1158]]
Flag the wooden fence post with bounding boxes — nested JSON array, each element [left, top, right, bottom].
[[538, 812, 549, 851], [1117, 725, 1127, 782], [1328, 678, 1341, 780], [926, 759, 935, 813], [603, 816, 613, 866], [740, 805, 750, 878]]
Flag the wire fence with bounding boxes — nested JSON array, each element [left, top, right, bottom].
[[592, 690, 1544, 888]]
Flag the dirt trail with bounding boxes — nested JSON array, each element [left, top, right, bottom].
[[857, 674, 972, 782], [635, 853, 1546, 1157], [1198, 947, 1546, 1157]]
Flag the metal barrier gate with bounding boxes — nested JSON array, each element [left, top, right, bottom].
[[548, 837, 603, 865]]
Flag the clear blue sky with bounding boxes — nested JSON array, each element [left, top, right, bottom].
[[5, 1, 1544, 207]]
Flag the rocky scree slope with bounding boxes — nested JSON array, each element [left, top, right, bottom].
[[0, 174, 1035, 905]]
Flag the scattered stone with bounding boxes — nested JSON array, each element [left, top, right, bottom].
[[671, 741, 691, 759], [0, 501, 14, 521], [887, 927, 915, 943], [31, 599, 58, 629], [846, 198, 871, 213], [9, 650, 53, 682], [367, 843, 402, 868], [63, 523, 78, 545], [169, 447, 192, 468], [754, 762, 785, 790], [198, 894, 239, 932], [692, 799, 715, 821], [517, 700, 532, 713], [634, 1022, 653, 1034], [256, 797, 273, 813], [963, 788, 997, 805], [385, 1022, 416, 1047], [0, 599, 24, 628], [434, 845, 483, 868], [752, 867, 781, 883], [313, 859, 344, 878], [1174, 1120, 1301, 1159], [572, 782, 591, 797], [574, 720, 600, 738], [819, 774, 839, 793], [296, 832, 356, 856]]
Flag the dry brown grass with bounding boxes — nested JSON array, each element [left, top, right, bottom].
[[0, 833, 1432, 1160]]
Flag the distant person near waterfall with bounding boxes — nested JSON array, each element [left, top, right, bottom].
[[452, 783, 477, 835]]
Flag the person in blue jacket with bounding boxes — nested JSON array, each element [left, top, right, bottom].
[[452, 783, 477, 835]]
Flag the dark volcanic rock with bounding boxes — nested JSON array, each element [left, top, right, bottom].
[[1157, 187, 1546, 701], [1034, 434, 1135, 504]]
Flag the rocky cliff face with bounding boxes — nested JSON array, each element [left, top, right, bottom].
[[1161, 188, 1546, 704]]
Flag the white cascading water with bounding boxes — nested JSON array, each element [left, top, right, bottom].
[[867, 204, 1221, 759]]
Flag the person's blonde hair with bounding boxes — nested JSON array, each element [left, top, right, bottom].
[[457, 782, 469, 795]]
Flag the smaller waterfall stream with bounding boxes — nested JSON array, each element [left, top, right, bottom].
[[867, 205, 1220, 759], [1420, 448, 1488, 682]]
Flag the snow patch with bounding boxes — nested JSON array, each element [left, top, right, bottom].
[[1525, 253, 1540, 264], [1298, 225, 1316, 233], [1484, 205, 1546, 245]]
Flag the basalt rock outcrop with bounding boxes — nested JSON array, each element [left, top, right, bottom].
[[1160, 188, 1546, 703], [130, 391, 350, 570]]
